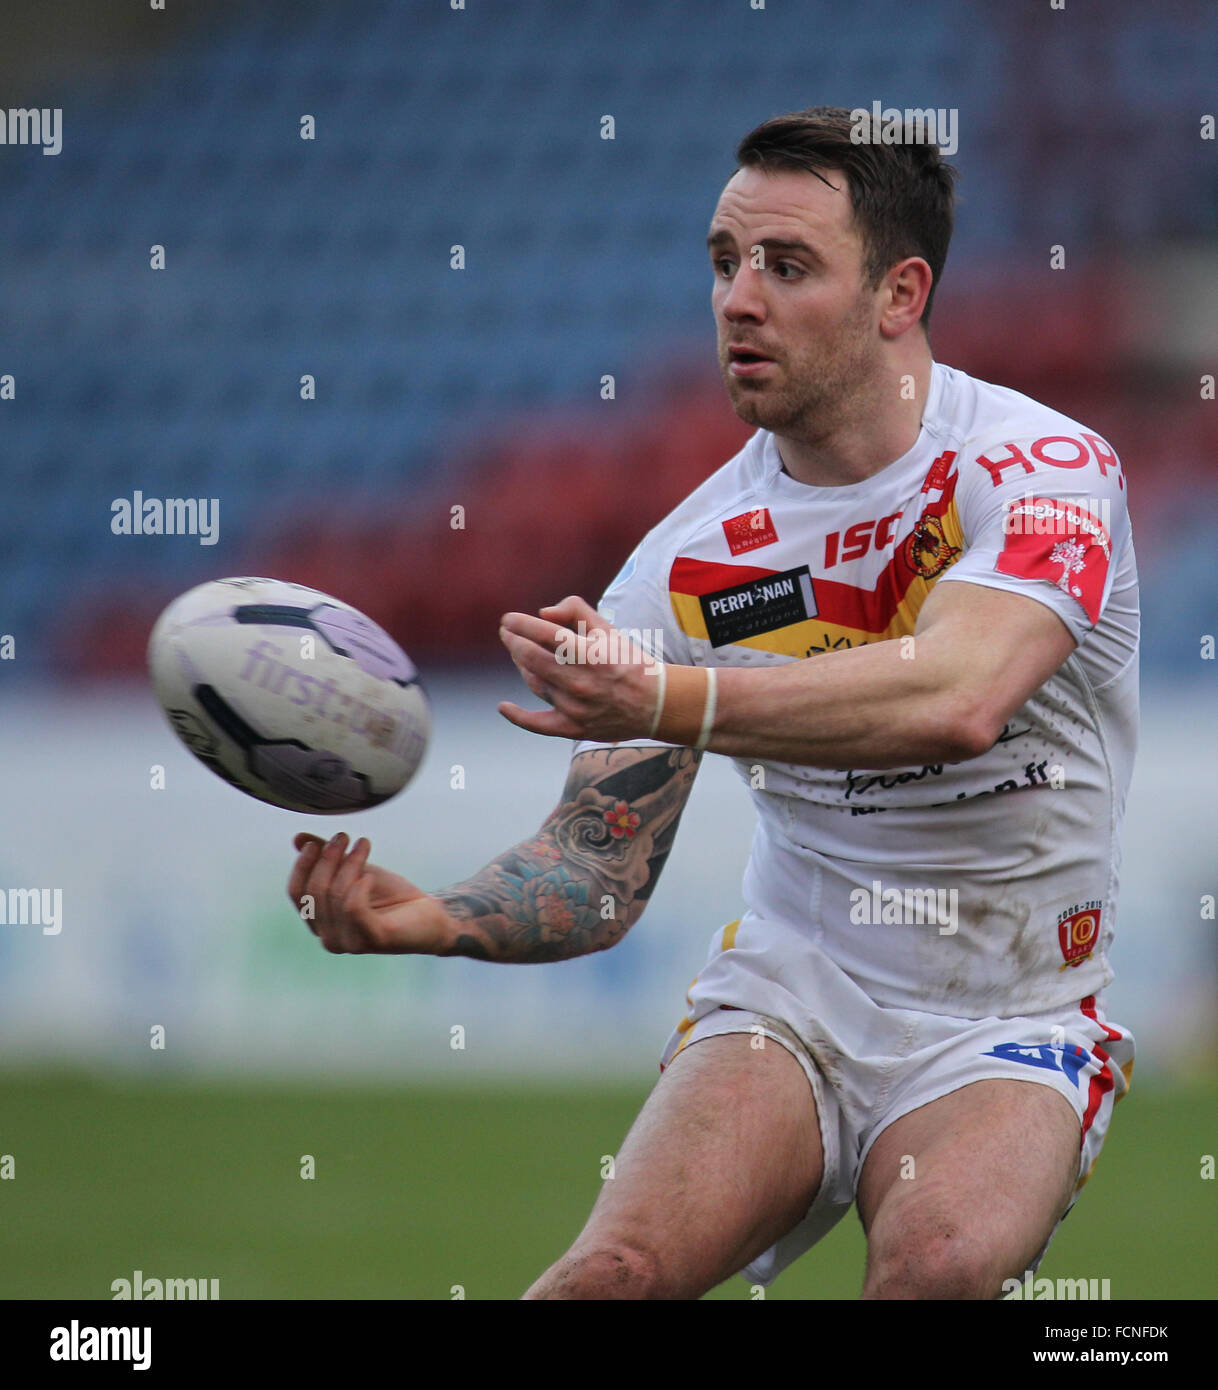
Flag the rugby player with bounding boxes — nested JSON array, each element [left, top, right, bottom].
[[287, 107, 1137, 1299]]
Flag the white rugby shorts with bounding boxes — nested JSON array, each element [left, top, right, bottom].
[[658, 916, 1135, 1288]]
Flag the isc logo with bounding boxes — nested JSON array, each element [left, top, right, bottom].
[[824, 512, 902, 568]]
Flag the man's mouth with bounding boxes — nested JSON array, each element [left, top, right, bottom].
[[728, 345, 776, 377]]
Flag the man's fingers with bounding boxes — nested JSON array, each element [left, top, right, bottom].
[[500, 611, 572, 651], [288, 837, 323, 907], [501, 625, 567, 685], [500, 622, 564, 669], [497, 700, 584, 739], [500, 599, 612, 657], [302, 831, 348, 914], [538, 595, 607, 633], [329, 836, 371, 914]]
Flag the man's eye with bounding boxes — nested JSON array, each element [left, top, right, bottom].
[[714, 259, 736, 276], [775, 261, 802, 278]]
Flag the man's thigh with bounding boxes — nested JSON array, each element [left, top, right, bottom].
[[857, 1078, 1081, 1300], [524, 1031, 822, 1300]]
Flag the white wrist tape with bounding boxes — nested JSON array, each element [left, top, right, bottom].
[[694, 666, 718, 751], [651, 663, 715, 747], [646, 659, 667, 738]]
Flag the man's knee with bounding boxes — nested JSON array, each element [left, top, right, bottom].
[[523, 1240, 670, 1301], [862, 1218, 1004, 1300]]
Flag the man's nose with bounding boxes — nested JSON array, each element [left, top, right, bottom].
[[721, 264, 766, 321]]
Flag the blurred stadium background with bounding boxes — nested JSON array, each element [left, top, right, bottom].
[[0, 0, 1214, 1299]]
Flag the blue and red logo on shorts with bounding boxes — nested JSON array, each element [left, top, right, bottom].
[[982, 1041, 1090, 1087]]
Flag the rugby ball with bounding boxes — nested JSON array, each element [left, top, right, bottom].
[[148, 576, 430, 813]]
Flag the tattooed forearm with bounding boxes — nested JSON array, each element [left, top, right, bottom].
[[434, 746, 700, 963]]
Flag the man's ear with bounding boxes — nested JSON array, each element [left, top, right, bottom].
[[879, 256, 933, 338]]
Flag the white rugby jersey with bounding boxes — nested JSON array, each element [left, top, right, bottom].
[[576, 361, 1140, 1016]]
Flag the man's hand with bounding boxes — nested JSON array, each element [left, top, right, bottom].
[[497, 595, 660, 741], [287, 832, 455, 954]]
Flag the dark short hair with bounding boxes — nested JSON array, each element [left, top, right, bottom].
[[734, 105, 958, 324]]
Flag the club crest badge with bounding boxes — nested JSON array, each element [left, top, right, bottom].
[[903, 512, 961, 579], [1057, 902, 1102, 969]]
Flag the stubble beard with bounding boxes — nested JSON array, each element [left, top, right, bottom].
[[720, 297, 880, 444]]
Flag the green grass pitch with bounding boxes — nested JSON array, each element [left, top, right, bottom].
[[0, 1071, 1211, 1299]]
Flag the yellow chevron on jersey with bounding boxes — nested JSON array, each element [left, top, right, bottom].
[[667, 494, 964, 657]]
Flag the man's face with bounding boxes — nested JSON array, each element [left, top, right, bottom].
[[708, 165, 882, 439]]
